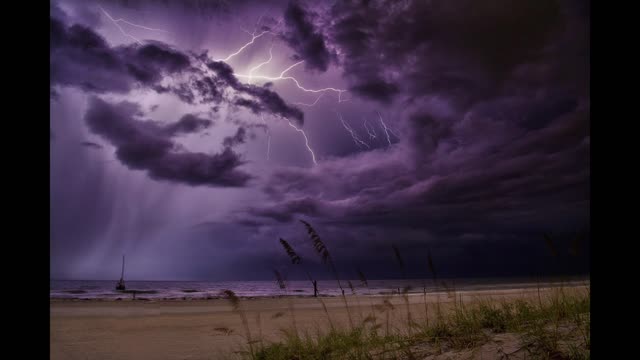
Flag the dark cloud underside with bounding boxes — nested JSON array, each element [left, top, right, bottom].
[[84, 97, 251, 187], [282, 1, 332, 72], [239, 0, 589, 273]]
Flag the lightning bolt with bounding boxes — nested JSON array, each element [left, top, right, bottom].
[[363, 118, 377, 140], [338, 113, 370, 149], [207, 21, 347, 166], [234, 60, 347, 100], [293, 94, 324, 107], [240, 56, 338, 164], [99, 6, 169, 44], [259, 114, 315, 165], [213, 11, 283, 63], [378, 111, 400, 146], [215, 29, 273, 63], [286, 119, 317, 165], [247, 44, 274, 84], [197, 33, 321, 165]]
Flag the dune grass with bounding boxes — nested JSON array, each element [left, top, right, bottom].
[[246, 287, 589, 359], [221, 221, 589, 359]]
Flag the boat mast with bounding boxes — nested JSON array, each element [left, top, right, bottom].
[[120, 255, 125, 280]]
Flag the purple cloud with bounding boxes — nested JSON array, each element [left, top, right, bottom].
[[236, 0, 589, 264], [50, 17, 190, 94], [282, 1, 332, 72], [162, 114, 214, 136], [84, 97, 251, 187], [222, 127, 247, 148], [206, 60, 305, 124], [51, 11, 304, 126], [50, 0, 589, 280], [80, 141, 103, 149]]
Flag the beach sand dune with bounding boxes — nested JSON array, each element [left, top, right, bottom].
[[51, 286, 587, 359]]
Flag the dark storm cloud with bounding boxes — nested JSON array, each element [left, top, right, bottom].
[[222, 127, 247, 148], [349, 81, 399, 104], [235, 0, 590, 275], [51, 11, 302, 126], [84, 97, 251, 187], [50, 16, 190, 94], [80, 141, 103, 149], [282, 1, 332, 72], [50, 0, 589, 280], [234, 98, 263, 114], [207, 61, 305, 124], [239, 85, 304, 125], [50, 5, 312, 194], [107, 0, 247, 13], [205, 61, 240, 87], [120, 40, 191, 82], [246, 196, 321, 223], [189, 77, 224, 104], [465, 95, 580, 132], [249, 103, 589, 232], [247, 130, 588, 273], [324, 0, 572, 106], [162, 114, 214, 136]]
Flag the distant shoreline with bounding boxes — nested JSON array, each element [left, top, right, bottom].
[[50, 279, 589, 302]]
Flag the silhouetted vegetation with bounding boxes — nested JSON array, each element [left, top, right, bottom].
[[219, 221, 589, 359]]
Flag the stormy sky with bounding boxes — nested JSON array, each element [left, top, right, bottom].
[[50, 0, 590, 281]]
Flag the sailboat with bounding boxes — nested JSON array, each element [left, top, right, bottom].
[[116, 255, 126, 291]]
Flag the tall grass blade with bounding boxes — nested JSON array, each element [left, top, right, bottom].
[[221, 289, 253, 355], [300, 219, 330, 264], [279, 238, 301, 264], [299, 219, 353, 329]]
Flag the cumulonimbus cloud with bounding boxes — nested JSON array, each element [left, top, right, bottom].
[[281, 1, 332, 72], [238, 0, 589, 263], [50, 8, 307, 187], [84, 97, 252, 187]]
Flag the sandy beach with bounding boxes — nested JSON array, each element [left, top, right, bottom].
[[50, 285, 588, 359]]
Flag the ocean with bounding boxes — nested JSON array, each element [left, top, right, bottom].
[[50, 276, 589, 300]]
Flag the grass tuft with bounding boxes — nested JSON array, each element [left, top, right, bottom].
[[248, 287, 590, 359]]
